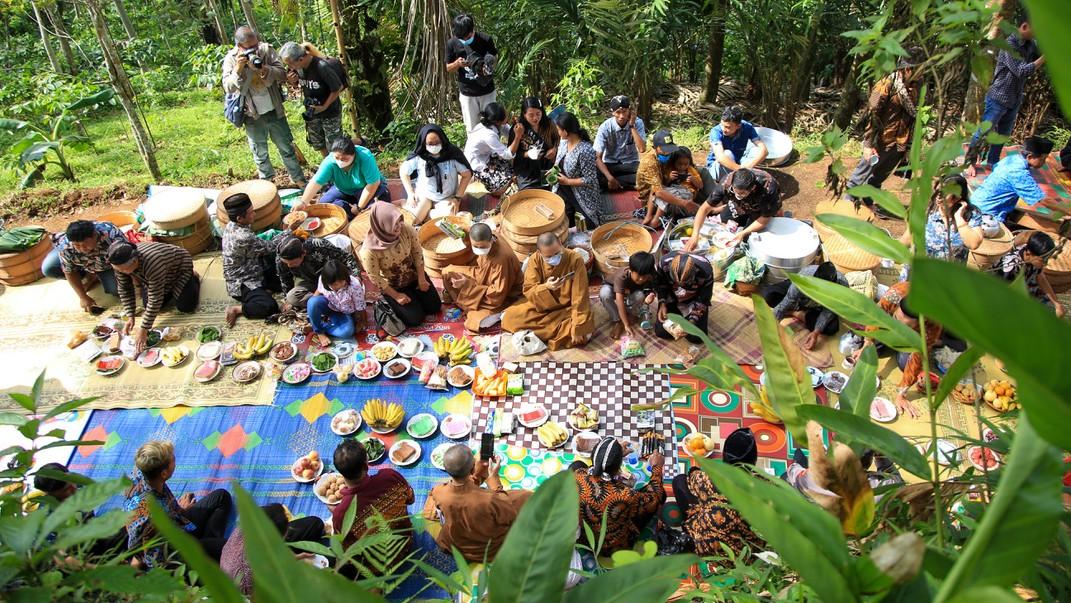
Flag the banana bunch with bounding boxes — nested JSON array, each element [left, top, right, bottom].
[[749, 387, 782, 424], [434, 336, 452, 358], [361, 398, 404, 430], [448, 338, 473, 366], [537, 421, 568, 448], [235, 333, 273, 360]]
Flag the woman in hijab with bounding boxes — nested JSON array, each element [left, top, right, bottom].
[[400, 124, 473, 224], [507, 97, 560, 191], [358, 202, 442, 328], [653, 251, 715, 343], [671, 427, 764, 560], [570, 437, 666, 554]]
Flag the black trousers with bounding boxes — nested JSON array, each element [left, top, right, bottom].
[[231, 258, 282, 319], [285, 515, 326, 545], [845, 147, 906, 206], [597, 161, 639, 191], [671, 470, 701, 517], [384, 277, 442, 328], [144, 275, 201, 313], [760, 280, 840, 335], [184, 489, 232, 561], [654, 302, 708, 344], [558, 184, 599, 229]]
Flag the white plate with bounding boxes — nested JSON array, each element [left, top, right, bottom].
[[679, 432, 717, 458], [822, 371, 849, 394], [870, 397, 897, 423], [270, 341, 298, 363], [332, 341, 355, 358], [362, 437, 387, 463], [966, 445, 1001, 471], [537, 422, 571, 449], [446, 365, 474, 388], [193, 361, 222, 383], [197, 341, 223, 361], [441, 414, 472, 440], [330, 409, 362, 436], [916, 439, 959, 466], [383, 358, 412, 379], [805, 366, 824, 388], [430, 442, 453, 470], [282, 362, 312, 384], [161, 346, 190, 368], [516, 403, 550, 428], [397, 337, 424, 358], [352, 358, 382, 380], [572, 431, 602, 457], [95, 355, 126, 376], [388, 440, 422, 467], [305, 554, 329, 569], [291, 457, 325, 483], [567, 410, 599, 432], [232, 360, 262, 384], [136, 348, 162, 368], [313, 473, 346, 506], [310, 352, 339, 373], [406, 413, 439, 439], [371, 341, 398, 362]]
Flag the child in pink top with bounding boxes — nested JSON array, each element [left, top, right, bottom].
[[307, 260, 367, 338]]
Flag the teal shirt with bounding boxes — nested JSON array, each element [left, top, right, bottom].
[[313, 147, 382, 194]]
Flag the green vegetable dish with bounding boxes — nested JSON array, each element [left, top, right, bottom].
[[362, 438, 385, 461], [312, 353, 336, 372], [197, 326, 221, 343]]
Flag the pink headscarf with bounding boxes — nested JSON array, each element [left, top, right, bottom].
[[363, 202, 404, 252]]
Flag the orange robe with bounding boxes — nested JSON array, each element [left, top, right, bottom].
[[501, 248, 594, 350], [442, 240, 523, 332]]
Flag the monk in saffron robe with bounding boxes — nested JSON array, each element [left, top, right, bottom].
[[442, 223, 523, 332]]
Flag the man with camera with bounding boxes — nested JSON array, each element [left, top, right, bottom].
[[222, 26, 306, 187], [445, 14, 498, 133], [279, 42, 345, 158]]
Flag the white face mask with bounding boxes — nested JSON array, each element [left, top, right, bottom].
[[336, 158, 353, 169], [472, 245, 491, 256], [426, 144, 443, 155], [545, 252, 563, 266]]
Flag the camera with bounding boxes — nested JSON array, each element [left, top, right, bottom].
[[243, 48, 263, 69]]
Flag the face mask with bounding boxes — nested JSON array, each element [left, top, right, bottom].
[[545, 253, 562, 266], [657, 154, 671, 164], [426, 144, 443, 155], [336, 158, 353, 169], [472, 245, 491, 256], [460, 36, 475, 46], [674, 287, 689, 298]]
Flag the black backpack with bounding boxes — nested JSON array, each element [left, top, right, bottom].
[[321, 56, 350, 91]]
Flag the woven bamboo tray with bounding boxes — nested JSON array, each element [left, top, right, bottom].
[[1012, 230, 1071, 291], [967, 224, 1013, 271], [822, 231, 881, 272], [500, 189, 566, 236], [813, 199, 877, 240], [283, 204, 348, 237], [591, 221, 653, 277], [143, 189, 207, 231], [0, 231, 51, 286], [97, 210, 141, 231], [215, 180, 282, 228], [156, 215, 214, 255], [419, 216, 473, 265]]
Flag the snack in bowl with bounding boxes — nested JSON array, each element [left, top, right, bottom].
[[292, 451, 323, 482], [951, 382, 981, 405], [683, 433, 716, 457], [518, 403, 549, 427], [406, 413, 438, 439], [92, 325, 114, 340], [270, 341, 297, 363], [315, 473, 346, 505], [161, 345, 190, 367], [372, 341, 398, 362], [821, 371, 848, 394], [397, 337, 423, 358], [870, 397, 897, 423], [384, 358, 411, 379], [353, 357, 381, 379], [284, 210, 308, 229], [446, 365, 474, 388], [967, 445, 1000, 471], [362, 438, 386, 463], [311, 352, 338, 373], [333, 364, 351, 383], [430, 442, 453, 470], [361, 399, 404, 432], [232, 360, 262, 384], [573, 431, 601, 456], [569, 403, 599, 431], [282, 362, 311, 384], [536, 421, 569, 448], [194, 360, 221, 382], [390, 440, 421, 466], [441, 414, 471, 439], [331, 409, 361, 435]]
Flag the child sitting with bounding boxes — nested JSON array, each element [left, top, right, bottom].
[[642, 148, 703, 228], [307, 260, 368, 339], [599, 251, 657, 339]]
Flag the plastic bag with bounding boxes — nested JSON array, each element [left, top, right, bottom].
[[620, 337, 646, 358], [724, 254, 765, 288], [512, 330, 547, 356]]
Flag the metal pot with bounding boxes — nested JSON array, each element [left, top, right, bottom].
[[746, 218, 820, 281]]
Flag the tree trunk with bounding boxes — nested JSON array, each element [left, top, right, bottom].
[[701, 0, 727, 104], [338, 2, 394, 134], [237, 0, 257, 32], [84, 0, 162, 181], [30, 0, 63, 73], [326, 0, 359, 135], [784, 0, 825, 129], [833, 56, 864, 131], [204, 0, 227, 44], [297, 0, 308, 42], [962, 0, 1016, 124], [112, 0, 137, 39], [46, 5, 78, 74]]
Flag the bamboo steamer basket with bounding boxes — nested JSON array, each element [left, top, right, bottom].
[[418, 216, 475, 277], [591, 221, 653, 277], [967, 223, 1014, 271], [502, 217, 569, 247], [347, 206, 415, 251], [813, 199, 877, 241], [143, 189, 208, 231], [156, 215, 214, 255], [285, 203, 349, 237], [500, 189, 566, 236], [822, 231, 881, 273], [215, 180, 282, 231], [0, 230, 52, 286]]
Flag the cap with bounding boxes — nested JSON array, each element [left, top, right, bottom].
[[1024, 136, 1054, 157], [609, 95, 631, 111], [107, 241, 137, 265], [652, 130, 680, 154]]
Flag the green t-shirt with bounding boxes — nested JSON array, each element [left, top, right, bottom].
[[313, 146, 383, 194]]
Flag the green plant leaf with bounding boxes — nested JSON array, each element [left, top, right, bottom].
[[52, 509, 130, 551], [930, 347, 984, 411], [0, 412, 27, 426], [750, 296, 814, 442], [788, 274, 921, 351], [1023, 0, 1071, 121], [668, 314, 758, 397], [7, 393, 36, 413], [796, 406, 931, 479], [562, 554, 698, 603], [816, 214, 911, 263], [66, 565, 183, 595], [0, 509, 46, 556], [42, 397, 97, 421], [839, 345, 878, 419], [488, 471, 579, 603], [64, 89, 116, 112], [910, 258, 1071, 449], [696, 459, 857, 603], [147, 498, 245, 603], [947, 586, 1025, 603], [934, 414, 1064, 601], [845, 185, 907, 218], [38, 477, 127, 547]]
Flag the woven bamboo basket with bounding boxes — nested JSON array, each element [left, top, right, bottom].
[[216, 180, 282, 230], [500, 189, 566, 236], [143, 189, 208, 231], [591, 221, 653, 277], [418, 216, 474, 277], [967, 224, 1014, 271], [813, 199, 877, 240], [822, 231, 881, 273], [156, 215, 214, 255], [347, 207, 415, 251], [0, 231, 51, 286]]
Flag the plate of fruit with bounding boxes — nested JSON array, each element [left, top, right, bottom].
[[161, 345, 190, 368], [517, 403, 549, 428], [361, 398, 404, 433], [362, 438, 386, 463], [331, 409, 362, 436], [983, 379, 1018, 413], [282, 362, 311, 384], [291, 451, 323, 483], [314, 473, 346, 505], [681, 432, 717, 458], [353, 357, 381, 380], [371, 341, 398, 362], [568, 403, 599, 431], [536, 421, 570, 449], [967, 445, 1001, 471]]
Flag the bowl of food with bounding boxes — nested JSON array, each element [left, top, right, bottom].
[[517, 403, 549, 428], [146, 329, 164, 348], [92, 325, 114, 340], [197, 340, 223, 361], [232, 360, 263, 384], [430, 442, 453, 470], [681, 432, 717, 458], [967, 445, 1001, 471], [300, 217, 323, 232], [441, 414, 472, 440], [194, 360, 222, 383], [282, 362, 312, 385], [361, 399, 404, 433], [805, 366, 824, 388], [270, 341, 297, 363], [870, 397, 897, 423], [161, 345, 190, 368], [446, 365, 474, 388], [362, 438, 386, 464], [821, 371, 849, 394], [983, 379, 1018, 413], [291, 451, 323, 483], [311, 352, 338, 373], [572, 431, 602, 457], [136, 347, 162, 368], [916, 438, 958, 466], [406, 413, 439, 439], [389, 440, 421, 467], [314, 473, 346, 505], [353, 357, 381, 380], [371, 341, 398, 362], [95, 355, 126, 376], [536, 421, 570, 449], [397, 337, 424, 358], [331, 341, 355, 358], [568, 403, 599, 431], [330, 409, 362, 436], [951, 382, 982, 405], [196, 326, 221, 344], [384, 358, 411, 379]]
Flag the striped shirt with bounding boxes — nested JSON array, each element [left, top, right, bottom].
[[116, 242, 194, 330]]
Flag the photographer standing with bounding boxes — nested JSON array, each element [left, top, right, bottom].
[[222, 26, 306, 187], [445, 14, 498, 133], [279, 42, 345, 158]]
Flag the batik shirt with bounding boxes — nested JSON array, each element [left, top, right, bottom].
[[923, 210, 968, 263], [57, 221, 126, 274], [222, 221, 276, 298], [123, 468, 195, 568], [276, 236, 361, 292], [574, 464, 665, 554], [996, 245, 1044, 301]]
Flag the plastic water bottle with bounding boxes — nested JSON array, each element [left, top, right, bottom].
[[638, 306, 653, 330]]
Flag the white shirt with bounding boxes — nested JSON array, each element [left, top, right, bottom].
[[464, 123, 513, 172]]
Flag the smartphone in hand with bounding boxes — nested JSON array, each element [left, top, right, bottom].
[[480, 433, 494, 461]]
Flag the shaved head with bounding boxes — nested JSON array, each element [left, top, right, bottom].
[[469, 223, 492, 242], [537, 232, 560, 249], [443, 445, 475, 479]]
